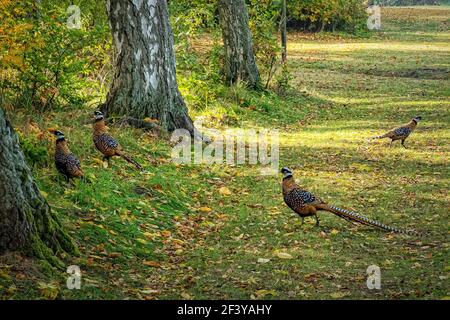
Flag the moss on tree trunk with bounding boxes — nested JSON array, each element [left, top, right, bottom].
[[0, 109, 77, 268]]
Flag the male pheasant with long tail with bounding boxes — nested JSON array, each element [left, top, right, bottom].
[[372, 116, 422, 148], [92, 111, 143, 171], [281, 167, 417, 235]]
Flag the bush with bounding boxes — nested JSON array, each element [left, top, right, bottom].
[[247, 0, 280, 76], [0, 1, 110, 112], [287, 0, 368, 33], [17, 132, 48, 168]]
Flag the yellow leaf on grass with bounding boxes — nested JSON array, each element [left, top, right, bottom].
[[199, 206, 212, 213], [161, 230, 171, 238], [274, 252, 293, 259], [92, 158, 104, 166], [143, 232, 160, 240], [144, 117, 159, 123], [255, 289, 277, 298], [181, 292, 192, 299], [141, 289, 158, 295], [136, 238, 147, 245], [257, 258, 270, 264], [219, 187, 232, 196], [330, 292, 347, 299]]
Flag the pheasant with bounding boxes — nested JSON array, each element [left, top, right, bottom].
[[92, 111, 143, 171], [49, 129, 83, 181], [280, 167, 417, 235], [372, 116, 422, 148]]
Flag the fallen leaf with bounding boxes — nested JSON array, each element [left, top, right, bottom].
[[136, 238, 147, 245], [258, 258, 270, 264], [330, 292, 348, 299], [144, 117, 159, 123], [141, 289, 158, 295], [181, 292, 192, 299], [274, 252, 293, 259], [92, 158, 104, 166], [143, 232, 160, 240], [219, 187, 232, 196], [161, 230, 171, 237], [108, 252, 121, 258], [143, 261, 161, 268], [255, 289, 277, 298]]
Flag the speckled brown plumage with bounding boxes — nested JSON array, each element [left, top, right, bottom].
[[372, 116, 422, 148], [92, 111, 143, 171], [50, 130, 83, 180], [281, 167, 417, 235]]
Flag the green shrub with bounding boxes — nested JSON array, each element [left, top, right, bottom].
[[287, 0, 368, 33], [275, 63, 293, 96], [17, 132, 48, 168], [0, 1, 110, 112], [247, 0, 280, 76]]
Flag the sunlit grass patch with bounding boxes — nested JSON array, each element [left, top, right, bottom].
[[381, 6, 450, 33]]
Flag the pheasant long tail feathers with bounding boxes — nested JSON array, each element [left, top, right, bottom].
[[116, 150, 144, 171], [372, 132, 391, 140], [317, 204, 418, 235]]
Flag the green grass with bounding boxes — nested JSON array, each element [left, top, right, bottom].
[[1, 6, 449, 300]]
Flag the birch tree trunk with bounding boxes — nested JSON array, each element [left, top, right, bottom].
[[218, 0, 261, 89], [0, 109, 76, 266], [281, 0, 287, 63], [104, 0, 195, 135]]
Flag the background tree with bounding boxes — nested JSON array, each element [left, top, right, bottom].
[[0, 108, 76, 267], [281, 0, 287, 63], [218, 0, 261, 89], [104, 0, 196, 135]]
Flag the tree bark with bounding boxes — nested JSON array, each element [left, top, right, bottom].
[[104, 0, 195, 135], [0, 109, 76, 266], [281, 0, 287, 63], [218, 0, 261, 89]]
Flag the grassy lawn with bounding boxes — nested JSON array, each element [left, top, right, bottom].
[[1, 6, 449, 299]]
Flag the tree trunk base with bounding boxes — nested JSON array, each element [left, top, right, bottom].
[[0, 108, 78, 269]]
